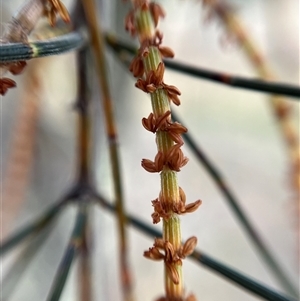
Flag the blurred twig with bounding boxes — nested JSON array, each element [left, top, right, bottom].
[[1, 217, 57, 300], [46, 204, 88, 301], [105, 33, 300, 99], [79, 213, 93, 301], [73, 41, 94, 301], [0, 197, 68, 256]]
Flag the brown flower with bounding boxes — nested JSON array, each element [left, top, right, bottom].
[[151, 198, 170, 223], [179, 236, 197, 258], [149, 2, 165, 27], [164, 241, 176, 262], [144, 246, 165, 261], [8, 61, 27, 75], [165, 143, 189, 172], [135, 62, 165, 93], [129, 55, 144, 77], [0, 78, 16, 95], [173, 188, 202, 215], [158, 46, 175, 58], [184, 200, 202, 213], [163, 83, 181, 106], [142, 111, 171, 133], [45, 0, 70, 26], [125, 10, 136, 36], [141, 151, 165, 173], [164, 121, 187, 144], [142, 112, 187, 144]]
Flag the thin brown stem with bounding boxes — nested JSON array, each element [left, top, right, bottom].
[[80, 1, 135, 300]]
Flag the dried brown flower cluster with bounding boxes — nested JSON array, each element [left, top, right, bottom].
[[144, 236, 197, 284], [151, 188, 202, 224], [0, 61, 27, 95], [125, 1, 201, 300], [125, 2, 165, 36], [144, 237, 198, 301], [135, 62, 181, 106], [44, 0, 70, 26], [142, 111, 187, 144], [0, 0, 70, 96]]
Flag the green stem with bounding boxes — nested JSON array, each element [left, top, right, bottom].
[[136, 8, 183, 298], [164, 215, 182, 296]]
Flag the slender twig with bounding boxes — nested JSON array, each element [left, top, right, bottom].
[[46, 204, 88, 301], [94, 194, 297, 301], [73, 39, 91, 186], [74, 45, 93, 301], [164, 62, 300, 99], [1, 218, 56, 300], [80, 1, 135, 301], [105, 33, 300, 99], [0, 197, 68, 256], [79, 213, 92, 301], [191, 251, 297, 301]]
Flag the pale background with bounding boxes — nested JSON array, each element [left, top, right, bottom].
[[0, 0, 299, 300]]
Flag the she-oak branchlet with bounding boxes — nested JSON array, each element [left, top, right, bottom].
[[125, 1, 201, 300]]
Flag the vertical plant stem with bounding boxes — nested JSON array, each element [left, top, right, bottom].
[[80, 1, 135, 300], [76, 46, 91, 185], [136, 8, 183, 297], [145, 47, 183, 295], [127, 3, 201, 299], [75, 47, 93, 300]]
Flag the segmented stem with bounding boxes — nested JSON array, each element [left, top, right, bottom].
[[126, 2, 201, 300]]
